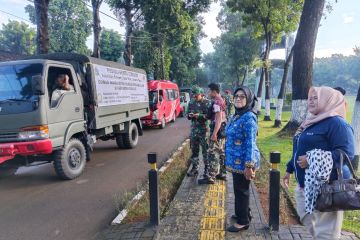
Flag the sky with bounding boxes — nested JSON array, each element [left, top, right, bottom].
[[0, 0, 359, 58]]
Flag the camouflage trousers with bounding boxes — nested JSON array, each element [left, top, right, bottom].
[[190, 132, 208, 172], [207, 139, 226, 180]]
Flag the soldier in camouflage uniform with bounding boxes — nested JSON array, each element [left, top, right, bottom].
[[224, 90, 233, 118], [187, 87, 210, 177], [198, 83, 227, 184]]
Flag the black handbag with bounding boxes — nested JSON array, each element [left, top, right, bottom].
[[315, 149, 360, 212]]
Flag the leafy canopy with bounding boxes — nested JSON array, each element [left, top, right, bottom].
[[0, 20, 36, 55]]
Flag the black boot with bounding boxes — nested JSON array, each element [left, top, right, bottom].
[[198, 177, 215, 184]]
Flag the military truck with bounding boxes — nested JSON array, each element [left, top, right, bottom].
[[0, 53, 149, 179]]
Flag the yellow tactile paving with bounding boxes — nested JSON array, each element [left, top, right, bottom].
[[198, 180, 226, 240]]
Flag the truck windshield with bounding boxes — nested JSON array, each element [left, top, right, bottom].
[[0, 63, 43, 102], [149, 91, 158, 105]]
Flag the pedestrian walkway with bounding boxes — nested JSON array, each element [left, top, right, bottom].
[[99, 162, 360, 240]]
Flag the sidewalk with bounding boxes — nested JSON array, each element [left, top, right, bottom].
[[156, 170, 359, 240], [98, 163, 360, 240]]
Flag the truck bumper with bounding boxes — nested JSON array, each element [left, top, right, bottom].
[[0, 139, 53, 164], [141, 119, 159, 126]]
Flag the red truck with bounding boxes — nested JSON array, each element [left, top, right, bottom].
[[141, 80, 183, 129]]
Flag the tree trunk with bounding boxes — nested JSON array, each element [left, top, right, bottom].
[[91, 0, 103, 58], [274, 47, 294, 127], [34, 0, 50, 54], [241, 67, 248, 86], [264, 32, 272, 121], [124, 3, 133, 66], [256, 68, 265, 114], [282, 0, 325, 134], [351, 85, 360, 172]]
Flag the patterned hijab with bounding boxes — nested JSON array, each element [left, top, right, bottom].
[[297, 86, 346, 134]]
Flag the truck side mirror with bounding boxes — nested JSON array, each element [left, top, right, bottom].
[[31, 75, 45, 95], [159, 96, 163, 102]]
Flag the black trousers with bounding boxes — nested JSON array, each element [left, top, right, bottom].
[[232, 172, 251, 225]]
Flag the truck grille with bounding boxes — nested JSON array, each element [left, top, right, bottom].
[[0, 132, 18, 142]]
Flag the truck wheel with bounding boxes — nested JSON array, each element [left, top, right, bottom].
[[53, 138, 86, 180], [0, 165, 17, 178], [160, 116, 166, 129], [123, 123, 139, 149], [115, 133, 125, 149]]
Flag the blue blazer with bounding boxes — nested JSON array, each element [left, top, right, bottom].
[[225, 111, 260, 173], [286, 116, 355, 188]]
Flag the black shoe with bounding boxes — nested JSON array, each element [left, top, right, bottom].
[[187, 168, 198, 177], [227, 224, 249, 232], [216, 174, 227, 181], [198, 178, 215, 184]]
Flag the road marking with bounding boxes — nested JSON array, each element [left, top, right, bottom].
[[198, 180, 226, 240], [111, 190, 146, 225]]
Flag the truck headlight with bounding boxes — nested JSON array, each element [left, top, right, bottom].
[[18, 125, 49, 140], [152, 110, 158, 120]]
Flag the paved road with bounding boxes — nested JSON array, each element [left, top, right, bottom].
[[0, 118, 190, 240]]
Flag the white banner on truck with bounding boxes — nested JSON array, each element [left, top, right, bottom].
[[93, 64, 149, 106]]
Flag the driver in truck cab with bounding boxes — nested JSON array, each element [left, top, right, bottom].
[[51, 74, 75, 107]]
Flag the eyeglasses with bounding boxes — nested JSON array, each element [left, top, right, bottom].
[[234, 95, 246, 100]]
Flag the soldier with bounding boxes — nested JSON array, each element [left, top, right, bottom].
[[224, 90, 233, 118], [187, 87, 210, 177], [198, 83, 227, 184]]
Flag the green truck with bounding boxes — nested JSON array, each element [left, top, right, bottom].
[[0, 53, 149, 179]]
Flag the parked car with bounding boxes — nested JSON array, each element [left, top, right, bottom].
[[141, 80, 182, 129], [180, 92, 190, 117]]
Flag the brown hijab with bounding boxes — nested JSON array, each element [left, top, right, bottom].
[[297, 86, 346, 133]]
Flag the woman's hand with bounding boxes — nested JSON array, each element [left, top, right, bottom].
[[283, 172, 291, 189], [244, 168, 255, 180], [297, 155, 308, 169]]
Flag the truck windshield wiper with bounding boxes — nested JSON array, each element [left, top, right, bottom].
[[0, 98, 34, 103]]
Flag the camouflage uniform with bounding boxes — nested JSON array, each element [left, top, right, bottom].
[[224, 94, 233, 118], [187, 89, 210, 176], [207, 95, 226, 181]]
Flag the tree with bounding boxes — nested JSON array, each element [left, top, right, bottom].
[[216, 6, 261, 87], [99, 29, 124, 61], [227, 0, 303, 121], [0, 20, 36, 55], [351, 46, 360, 171], [34, 0, 50, 54], [106, 0, 143, 66], [283, 0, 326, 133], [91, 0, 104, 58], [26, 0, 92, 54], [274, 45, 294, 127]]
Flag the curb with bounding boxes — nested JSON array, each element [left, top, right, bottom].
[[111, 139, 190, 225]]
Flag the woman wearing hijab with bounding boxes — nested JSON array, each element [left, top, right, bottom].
[[225, 86, 260, 232], [283, 86, 355, 239]]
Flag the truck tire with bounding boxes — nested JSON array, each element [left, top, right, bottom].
[[115, 133, 125, 149], [160, 116, 166, 129], [123, 122, 139, 149], [0, 165, 17, 178], [53, 138, 87, 180]]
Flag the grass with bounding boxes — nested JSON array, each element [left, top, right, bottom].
[[256, 106, 360, 236], [116, 142, 191, 223]]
